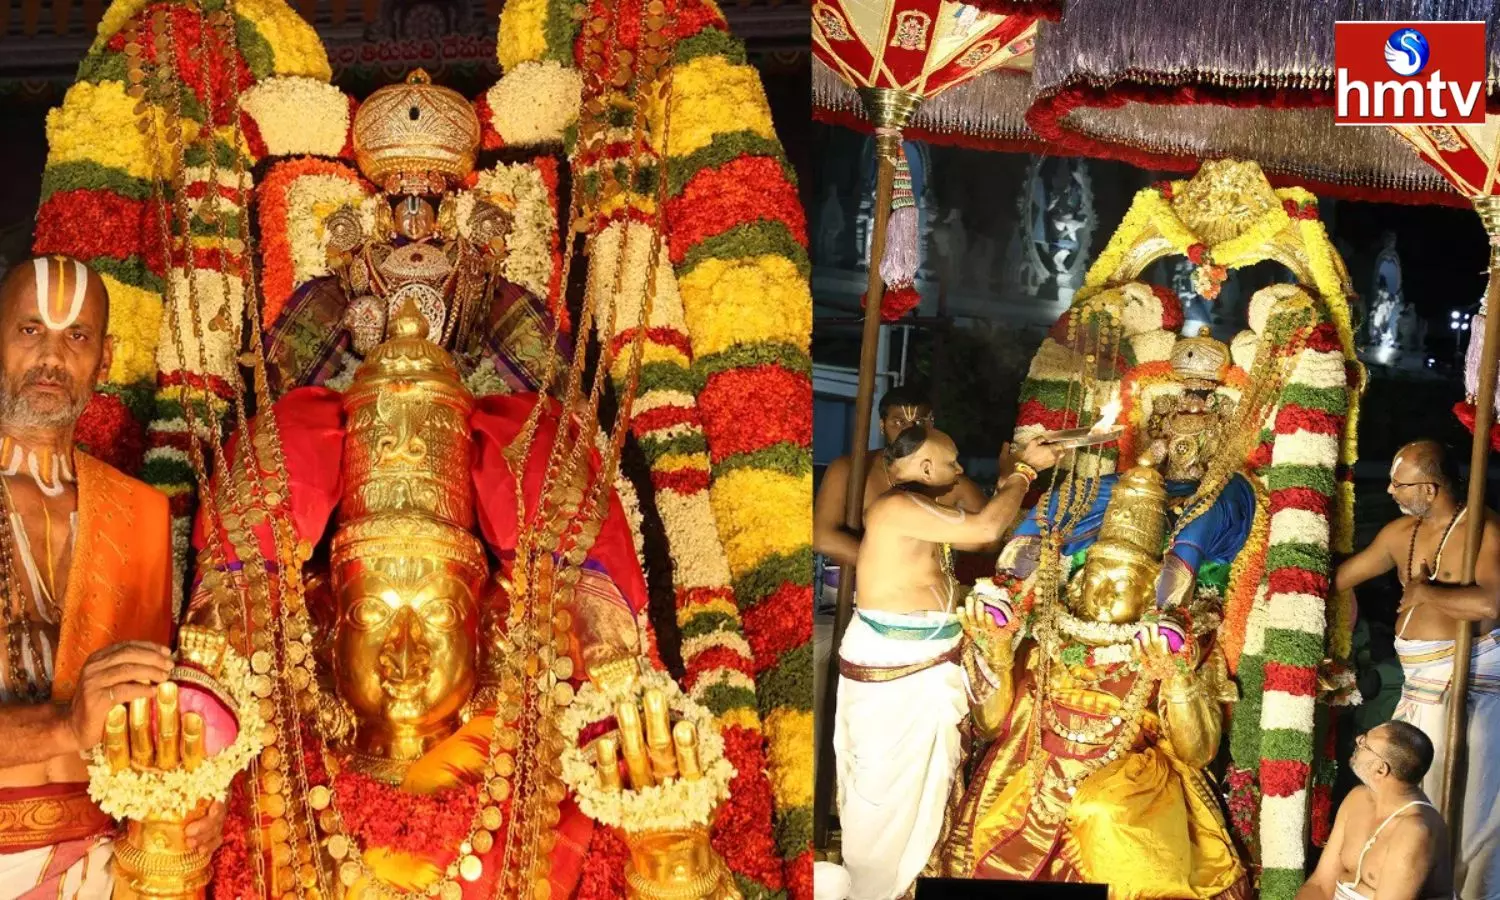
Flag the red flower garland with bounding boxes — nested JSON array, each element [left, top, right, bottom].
[[103, 4, 254, 127], [475, 90, 504, 151], [1224, 764, 1260, 852], [76, 393, 146, 474], [862, 285, 921, 322], [741, 582, 814, 674], [712, 727, 785, 890], [665, 156, 808, 265], [533, 155, 569, 333], [34, 190, 167, 271], [254, 157, 368, 326], [1149, 283, 1186, 331], [697, 366, 811, 462], [574, 825, 631, 900], [331, 770, 479, 856]]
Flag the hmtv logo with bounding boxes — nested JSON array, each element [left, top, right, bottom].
[[1334, 21, 1487, 125]]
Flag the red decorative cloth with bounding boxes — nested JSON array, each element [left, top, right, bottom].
[[470, 393, 650, 615]]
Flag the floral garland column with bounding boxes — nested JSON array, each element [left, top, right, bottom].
[[657, 11, 814, 899], [1245, 317, 1349, 899], [493, 0, 796, 895]]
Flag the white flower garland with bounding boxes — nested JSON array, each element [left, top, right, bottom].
[[485, 61, 582, 147], [558, 669, 735, 832], [472, 163, 558, 299], [595, 427, 647, 571], [241, 76, 350, 158], [86, 646, 265, 821], [286, 174, 370, 289]]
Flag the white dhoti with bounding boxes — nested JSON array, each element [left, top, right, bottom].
[[0, 836, 113, 900], [1394, 631, 1500, 900], [834, 610, 967, 900]]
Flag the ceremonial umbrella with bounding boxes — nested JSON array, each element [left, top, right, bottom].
[[1389, 118, 1500, 855], [817, 0, 1500, 207], [809, 0, 1052, 848]]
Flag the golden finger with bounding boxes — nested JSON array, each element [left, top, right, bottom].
[[615, 702, 654, 790], [155, 682, 180, 770], [672, 720, 702, 781], [642, 689, 678, 781], [104, 705, 130, 772], [181, 712, 205, 772], [128, 697, 153, 768], [596, 736, 622, 792]]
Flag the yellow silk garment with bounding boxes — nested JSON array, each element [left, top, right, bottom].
[[945, 649, 1245, 900]]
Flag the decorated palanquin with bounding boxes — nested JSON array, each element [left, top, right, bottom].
[[33, 0, 814, 897], [948, 161, 1364, 900]]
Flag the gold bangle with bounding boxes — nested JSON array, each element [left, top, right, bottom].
[[1013, 461, 1038, 482], [1160, 674, 1201, 704]]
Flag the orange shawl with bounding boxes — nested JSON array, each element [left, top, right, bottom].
[[50, 452, 174, 700]]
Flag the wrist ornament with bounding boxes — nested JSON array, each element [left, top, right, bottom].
[[1008, 462, 1037, 489], [1160, 670, 1202, 704]]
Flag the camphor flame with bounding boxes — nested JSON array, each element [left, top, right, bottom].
[[1090, 392, 1122, 434]]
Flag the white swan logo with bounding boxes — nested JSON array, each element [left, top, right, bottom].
[[1384, 27, 1430, 76]]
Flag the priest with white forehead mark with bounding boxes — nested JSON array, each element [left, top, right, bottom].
[[0, 257, 221, 898]]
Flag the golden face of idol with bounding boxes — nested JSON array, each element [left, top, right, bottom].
[[331, 530, 486, 760], [1074, 543, 1155, 631]]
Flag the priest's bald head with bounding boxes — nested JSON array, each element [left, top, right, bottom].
[[0, 257, 111, 432]]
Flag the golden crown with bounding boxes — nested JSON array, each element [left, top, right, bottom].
[[1170, 326, 1230, 385], [352, 69, 480, 185]]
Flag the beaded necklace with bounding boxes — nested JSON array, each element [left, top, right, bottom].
[[1406, 507, 1464, 585]]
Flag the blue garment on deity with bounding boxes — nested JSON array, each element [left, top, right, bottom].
[[1012, 472, 1255, 572]]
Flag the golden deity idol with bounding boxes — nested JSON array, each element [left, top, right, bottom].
[[327, 307, 489, 776], [1143, 327, 1237, 483], [186, 303, 737, 899], [956, 305, 1253, 898], [265, 69, 564, 399], [1073, 460, 1168, 625]]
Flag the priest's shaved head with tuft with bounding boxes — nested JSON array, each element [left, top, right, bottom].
[[0, 257, 111, 431]]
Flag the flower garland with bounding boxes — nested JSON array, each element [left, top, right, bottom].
[[650, 17, 813, 888], [36, 0, 339, 604], [86, 647, 265, 820], [472, 161, 560, 300], [254, 158, 368, 325], [559, 669, 736, 832], [567, 0, 802, 885], [483, 60, 582, 148], [588, 216, 781, 893], [240, 76, 351, 158], [596, 427, 647, 572], [330, 769, 479, 855]]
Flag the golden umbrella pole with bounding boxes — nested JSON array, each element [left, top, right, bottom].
[[813, 86, 922, 851], [1441, 196, 1500, 844]]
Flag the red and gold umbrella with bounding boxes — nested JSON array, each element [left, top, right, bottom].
[[812, 0, 1039, 99], [1390, 118, 1500, 843]]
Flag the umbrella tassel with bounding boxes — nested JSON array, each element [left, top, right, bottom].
[[878, 149, 919, 289]]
